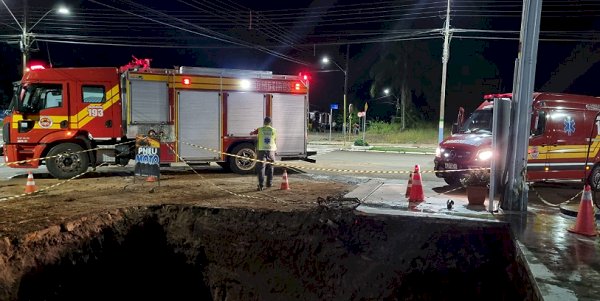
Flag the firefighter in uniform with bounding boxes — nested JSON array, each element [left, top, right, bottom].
[[254, 116, 277, 191]]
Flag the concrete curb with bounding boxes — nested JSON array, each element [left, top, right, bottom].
[[340, 148, 436, 155], [558, 202, 600, 219], [307, 142, 436, 155]]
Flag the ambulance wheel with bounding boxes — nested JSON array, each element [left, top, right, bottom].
[[229, 143, 257, 174], [46, 143, 89, 179], [589, 165, 600, 191], [444, 174, 462, 187]]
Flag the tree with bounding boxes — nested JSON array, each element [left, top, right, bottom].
[[369, 40, 441, 127], [369, 39, 501, 126]]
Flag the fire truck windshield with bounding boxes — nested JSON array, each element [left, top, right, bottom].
[[460, 109, 493, 134], [17, 84, 63, 113]]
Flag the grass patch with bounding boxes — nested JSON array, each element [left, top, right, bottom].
[[369, 146, 436, 153], [364, 121, 450, 144], [308, 121, 452, 145]]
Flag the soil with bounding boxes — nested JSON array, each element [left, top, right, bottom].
[[0, 168, 537, 300], [0, 168, 353, 237]]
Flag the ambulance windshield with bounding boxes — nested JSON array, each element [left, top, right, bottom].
[[460, 108, 493, 134]]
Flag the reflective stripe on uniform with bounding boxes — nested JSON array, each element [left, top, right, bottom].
[[257, 126, 277, 151]]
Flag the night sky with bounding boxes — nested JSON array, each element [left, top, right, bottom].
[[1, 0, 599, 124]]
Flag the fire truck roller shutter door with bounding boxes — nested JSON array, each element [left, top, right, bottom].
[[130, 79, 169, 123], [271, 94, 307, 156], [178, 91, 221, 160], [227, 92, 264, 136]]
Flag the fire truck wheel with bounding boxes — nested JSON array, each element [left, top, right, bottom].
[[229, 143, 257, 174], [46, 143, 90, 179]]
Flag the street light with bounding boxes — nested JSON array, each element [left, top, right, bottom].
[[0, 1, 70, 73], [383, 88, 405, 131], [321, 55, 348, 143]]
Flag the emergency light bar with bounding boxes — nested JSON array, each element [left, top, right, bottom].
[[483, 93, 512, 100], [29, 65, 45, 70]]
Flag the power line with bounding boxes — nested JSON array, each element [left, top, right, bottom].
[[86, 0, 311, 66]]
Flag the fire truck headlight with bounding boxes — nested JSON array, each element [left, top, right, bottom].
[[478, 150, 493, 161], [435, 147, 443, 157]]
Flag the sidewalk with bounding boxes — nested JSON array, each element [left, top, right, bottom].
[[345, 180, 600, 301], [308, 140, 437, 155]]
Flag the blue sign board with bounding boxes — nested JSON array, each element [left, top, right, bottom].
[[330, 103, 339, 110]]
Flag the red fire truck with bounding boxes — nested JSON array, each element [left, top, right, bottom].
[[3, 60, 311, 179], [435, 92, 600, 189]]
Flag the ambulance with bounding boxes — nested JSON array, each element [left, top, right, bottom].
[[434, 92, 600, 189]]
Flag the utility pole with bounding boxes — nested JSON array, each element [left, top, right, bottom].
[[502, 0, 543, 211], [1, 0, 69, 74], [402, 58, 407, 131], [402, 96, 406, 130], [21, 0, 28, 73], [437, 0, 451, 144], [343, 44, 349, 144]]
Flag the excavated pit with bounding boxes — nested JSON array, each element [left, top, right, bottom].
[[0, 206, 538, 301]]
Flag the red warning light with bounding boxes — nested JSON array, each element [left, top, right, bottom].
[[29, 65, 45, 70], [183, 78, 191, 85], [298, 72, 310, 82], [483, 93, 512, 100]]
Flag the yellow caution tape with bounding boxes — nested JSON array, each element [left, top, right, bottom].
[[1, 140, 135, 167], [179, 140, 490, 175]]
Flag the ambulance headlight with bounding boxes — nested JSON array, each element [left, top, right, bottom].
[[478, 150, 493, 161]]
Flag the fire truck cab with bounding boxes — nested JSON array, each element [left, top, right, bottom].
[[4, 62, 310, 179], [434, 92, 600, 189]]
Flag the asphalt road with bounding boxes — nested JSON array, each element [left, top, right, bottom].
[[303, 149, 440, 182], [0, 147, 582, 206]]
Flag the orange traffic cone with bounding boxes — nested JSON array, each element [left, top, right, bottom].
[[146, 175, 158, 182], [280, 168, 290, 190], [408, 165, 424, 202], [25, 171, 37, 193], [568, 185, 597, 236], [405, 172, 413, 198]]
